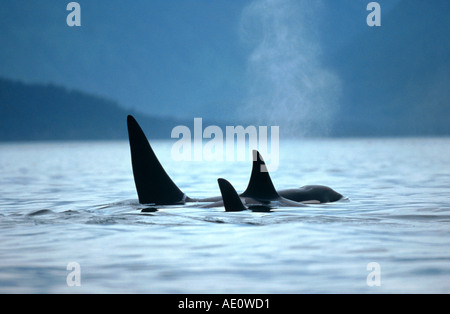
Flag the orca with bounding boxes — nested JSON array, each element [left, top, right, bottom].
[[278, 185, 343, 204], [217, 178, 248, 212], [206, 151, 307, 210], [127, 114, 185, 205], [127, 115, 343, 208], [217, 178, 279, 212]]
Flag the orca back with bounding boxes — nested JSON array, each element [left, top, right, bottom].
[[127, 115, 185, 205], [217, 178, 247, 212], [240, 150, 280, 201]]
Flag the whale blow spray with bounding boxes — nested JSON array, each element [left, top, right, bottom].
[[240, 0, 341, 137]]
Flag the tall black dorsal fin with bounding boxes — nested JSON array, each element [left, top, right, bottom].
[[218, 178, 247, 212], [127, 115, 185, 205], [240, 150, 280, 201]]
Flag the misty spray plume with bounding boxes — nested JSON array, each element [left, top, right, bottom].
[[240, 0, 341, 137]]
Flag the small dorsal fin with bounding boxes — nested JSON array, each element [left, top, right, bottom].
[[240, 150, 280, 201], [127, 115, 185, 205], [217, 178, 247, 212]]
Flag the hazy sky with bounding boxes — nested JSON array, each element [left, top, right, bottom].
[[0, 0, 413, 125]]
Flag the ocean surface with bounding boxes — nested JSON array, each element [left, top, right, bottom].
[[0, 138, 449, 293]]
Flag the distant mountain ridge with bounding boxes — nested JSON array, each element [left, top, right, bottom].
[[0, 78, 185, 141]]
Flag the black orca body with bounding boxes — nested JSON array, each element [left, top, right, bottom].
[[217, 178, 248, 212], [204, 151, 308, 210], [217, 178, 297, 212], [127, 115, 343, 208], [278, 186, 343, 204], [127, 115, 185, 205]]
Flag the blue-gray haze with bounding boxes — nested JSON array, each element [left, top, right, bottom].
[[0, 0, 448, 138]]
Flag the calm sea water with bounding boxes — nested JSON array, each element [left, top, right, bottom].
[[0, 138, 449, 293]]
